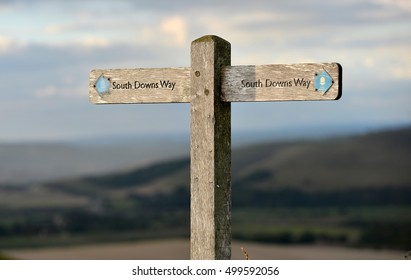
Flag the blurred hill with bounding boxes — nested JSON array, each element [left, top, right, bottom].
[[0, 126, 410, 250], [0, 123, 398, 184], [42, 125, 411, 195], [0, 140, 188, 184], [233, 126, 411, 190]]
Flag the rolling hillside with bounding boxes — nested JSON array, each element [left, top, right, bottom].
[[1, 126, 410, 250], [233, 126, 411, 190], [43, 125, 411, 196], [0, 140, 188, 184]]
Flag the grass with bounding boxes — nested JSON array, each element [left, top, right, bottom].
[[233, 224, 359, 245], [0, 252, 13, 260], [0, 228, 189, 249], [1, 194, 410, 250], [232, 206, 411, 246], [345, 206, 411, 223], [233, 206, 411, 224], [0, 187, 88, 209]]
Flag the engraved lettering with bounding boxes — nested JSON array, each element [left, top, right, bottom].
[[134, 81, 159, 89], [112, 81, 133, 89], [159, 80, 176, 90], [293, 78, 311, 89], [241, 79, 263, 88], [265, 79, 292, 87]]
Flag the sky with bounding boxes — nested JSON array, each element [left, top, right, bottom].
[[0, 0, 410, 142]]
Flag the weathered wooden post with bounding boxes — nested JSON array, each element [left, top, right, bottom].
[[190, 36, 231, 259], [89, 34, 342, 260]]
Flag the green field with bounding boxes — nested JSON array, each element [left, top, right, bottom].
[[232, 206, 411, 248]]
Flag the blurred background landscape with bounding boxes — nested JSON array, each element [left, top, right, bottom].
[[0, 126, 411, 259], [1, 1, 410, 259]]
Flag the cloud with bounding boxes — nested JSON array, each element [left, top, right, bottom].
[[1, 0, 410, 142], [79, 37, 110, 47], [374, 0, 411, 12], [160, 16, 187, 47], [0, 35, 12, 53], [0, 38, 188, 103], [35, 85, 86, 98], [43, 21, 127, 47], [141, 15, 188, 48], [34, 86, 57, 98], [0, 0, 21, 11]]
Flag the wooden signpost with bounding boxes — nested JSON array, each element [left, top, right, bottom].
[[89, 35, 342, 260]]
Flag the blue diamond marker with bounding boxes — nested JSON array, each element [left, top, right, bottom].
[[314, 70, 333, 95], [94, 75, 110, 96]]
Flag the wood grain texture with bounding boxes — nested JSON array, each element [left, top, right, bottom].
[[90, 63, 342, 104], [89, 68, 191, 104], [190, 35, 232, 260], [221, 63, 342, 102]]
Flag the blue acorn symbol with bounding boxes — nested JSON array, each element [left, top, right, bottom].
[[314, 70, 333, 95]]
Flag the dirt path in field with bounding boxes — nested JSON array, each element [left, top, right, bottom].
[[4, 239, 405, 260]]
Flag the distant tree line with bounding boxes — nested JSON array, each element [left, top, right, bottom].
[[233, 186, 411, 208], [1, 183, 410, 249]]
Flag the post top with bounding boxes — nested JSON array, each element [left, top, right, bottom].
[[192, 35, 229, 45]]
